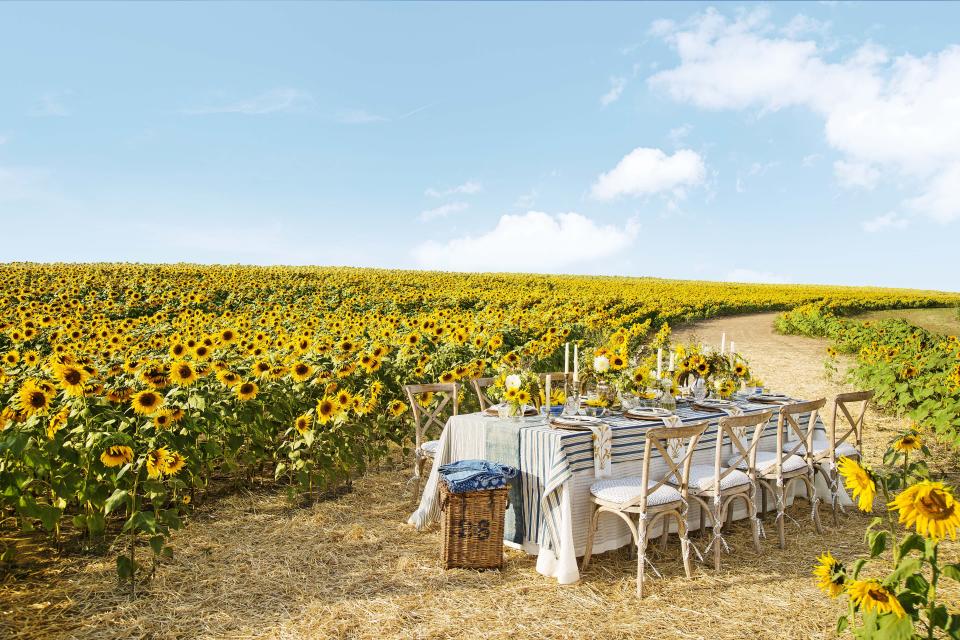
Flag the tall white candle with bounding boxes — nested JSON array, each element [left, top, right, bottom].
[[721, 332, 726, 353], [545, 375, 552, 414], [668, 351, 676, 372], [564, 342, 569, 375], [657, 347, 663, 380], [573, 344, 579, 382]]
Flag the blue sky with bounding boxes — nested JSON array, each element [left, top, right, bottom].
[[2, 2, 959, 290]]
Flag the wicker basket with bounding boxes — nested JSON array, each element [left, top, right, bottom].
[[440, 483, 509, 570]]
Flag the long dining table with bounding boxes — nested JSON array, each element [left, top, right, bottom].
[[409, 394, 852, 584]]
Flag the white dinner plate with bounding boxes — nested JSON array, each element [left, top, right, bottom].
[[625, 407, 674, 420]]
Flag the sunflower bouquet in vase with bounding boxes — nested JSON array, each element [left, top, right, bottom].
[[490, 369, 540, 420]]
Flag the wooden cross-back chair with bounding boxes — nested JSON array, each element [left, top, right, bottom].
[[470, 377, 496, 411], [800, 390, 874, 522], [759, 398, 826, 548], [404, 383, 459, 501], [683, 410, 773, 570], [581, 421, 708, 597]]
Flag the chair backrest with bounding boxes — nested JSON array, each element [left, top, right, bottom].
[[470, 377, 496, 411], [779, 398, 827, 471], [830, 390, 873, 457], [630, 421, 708, 510], [404, 383, 459, 447], [716, 410, 774, 484]]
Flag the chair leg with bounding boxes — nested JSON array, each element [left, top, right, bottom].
[[777, 482, 786, 549], [761, 483, 767, 518], [659, 517, 669, 550], [581, 504, 600, 570], [747, 494, 761, 553], [809, 476, 824, 534], [679, 515, 693, 578], [699, 505, 706, 538], [713, 503, 723, 572], [636, 516, 648, 598]]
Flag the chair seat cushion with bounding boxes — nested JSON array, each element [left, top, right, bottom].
[[590, 477, 682, 506], [420, 440, 440, 457], [783, 437, 859, 459], [675, 464, 752, 492], [730, 450, 807, 475]]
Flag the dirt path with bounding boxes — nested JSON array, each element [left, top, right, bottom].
[[2, 313, 916, 640]]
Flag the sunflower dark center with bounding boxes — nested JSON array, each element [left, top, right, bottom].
[[141, 394, 157, 407], [920, 491, 954, 519], [29, 392, 47, 408], [866, 587, 889, 603]]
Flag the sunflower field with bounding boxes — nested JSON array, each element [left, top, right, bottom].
[[1, 263, 958, 588], [776, 303, 960, 445]]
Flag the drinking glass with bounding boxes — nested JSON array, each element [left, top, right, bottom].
[[563, 396, 580, 416], [692, 377, 707, 403]]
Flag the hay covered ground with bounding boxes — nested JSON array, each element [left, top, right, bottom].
[[3, 312, 958, 640]]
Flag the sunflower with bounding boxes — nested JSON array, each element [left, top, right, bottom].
[[146, 448, 170, 478], [733, 363, 748, 378], [336, 390, 353, 408], [17, 380, 52, 417], [169, 361, 198, 387], [46, 407, 70, 440], [632, 368, 647, 385], [217, 370, 241, 387], [131, 390, 164, 416], [695, 361, 710, 375], [890, 481, 960, 540], [516, 389, 531, 405], [316, 397, 336, 424], [837, 456, 876, 512], [812, 552, 845, 598], [294, 412, 313, 435], [892, 432, 923, 453], [253, 361, 272, 378], [236, 381, 259, 401], [100, 445, 134, 467], [153, 410, 173, 430], [162, 450, 186, 476], [169, 343, 188, 359], [847, 579, 906, 618], [3, 350, 19, 366], [609, 354, 626, 370], [900, 365, 918, 379], [388, 399, 408, 417], [290, 362, 313, 382]]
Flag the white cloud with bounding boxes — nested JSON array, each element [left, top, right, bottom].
[[725, 268, 792, 284], [780, 14, 832, 39], [183, 88, 311, 115], [590, 147, 705, 201], [861, 212, 910, 233], [425, 180, 482, 198], [905, 162, 960, 223], [648, 7, 960, 222], [600, 76, 627, 106], [337, 109, 388, 124], [0, 135, 7, 145], [802, 153, 822, 167], [834, 160, 881, 189], [412, 211, 640, 272], [419, 201, 468, 222]]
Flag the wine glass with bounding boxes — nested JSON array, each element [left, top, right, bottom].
[[692, 377, 708, 403]]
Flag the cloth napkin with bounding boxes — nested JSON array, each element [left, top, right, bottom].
[[660, 414, 686, 461], [588, 423, 613, 478]]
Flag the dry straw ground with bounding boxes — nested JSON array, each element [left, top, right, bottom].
[[3, 312, 958, 640]]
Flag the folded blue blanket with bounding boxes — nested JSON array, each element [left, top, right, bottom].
[[438, 459, 518, 494]]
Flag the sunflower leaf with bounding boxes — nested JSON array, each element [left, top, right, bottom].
[[868, 530, 889, 558], [104, 488, 129, 515], [940, 563, 960, 583]]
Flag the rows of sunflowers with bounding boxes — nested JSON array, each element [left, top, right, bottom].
[[773, 304, 960, 636], [1, 263, 958, 590], [775, 303, 960, 444]]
